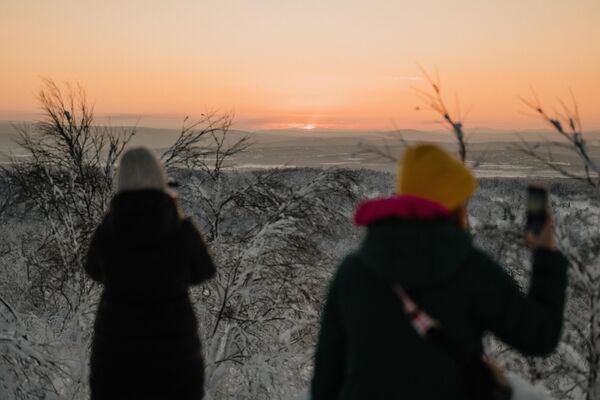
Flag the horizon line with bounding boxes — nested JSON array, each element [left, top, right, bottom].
[[2, 118, 600, 135]]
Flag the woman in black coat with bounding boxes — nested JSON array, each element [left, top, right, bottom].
[[84, 147, 215, 399]]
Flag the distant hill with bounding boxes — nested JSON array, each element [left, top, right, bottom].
[[2, 120, 600, 162]]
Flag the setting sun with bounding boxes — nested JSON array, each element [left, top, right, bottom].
[[287, 123, 317, 130]]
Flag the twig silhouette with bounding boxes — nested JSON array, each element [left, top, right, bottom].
[[414, 65, 469, 162]]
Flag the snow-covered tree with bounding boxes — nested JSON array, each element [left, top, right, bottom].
[[516, 93, 600, 400], [173, 167, 361, 399], [0, 79, 239, 399]]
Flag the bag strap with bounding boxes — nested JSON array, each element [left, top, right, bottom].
[[391, 283, 440, 338], [392, 283, 512, 396], [391, 283, 475, 365], [351, 254, 477, 362]]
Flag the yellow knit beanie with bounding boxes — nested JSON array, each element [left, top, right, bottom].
[[397, 144, 477, 210]]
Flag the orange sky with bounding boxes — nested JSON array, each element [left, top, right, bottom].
[[1, 0, 599, 130]]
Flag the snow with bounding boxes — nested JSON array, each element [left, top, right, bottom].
[[1, 169, 598, 399]]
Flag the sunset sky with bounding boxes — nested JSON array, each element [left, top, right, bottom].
[[1, 0, 599, 131]]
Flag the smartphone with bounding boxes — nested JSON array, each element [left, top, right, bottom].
[[167, 177, 179, 188], [526, 185, 548, 236]]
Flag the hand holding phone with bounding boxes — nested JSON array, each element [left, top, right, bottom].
[[525, 185, 556, 250], [526, 186, 548, 235]]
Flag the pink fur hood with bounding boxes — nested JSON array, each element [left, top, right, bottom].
[[353, 195, 450, 226]]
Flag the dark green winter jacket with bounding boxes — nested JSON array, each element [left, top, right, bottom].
[[311, 197, 568, 400]]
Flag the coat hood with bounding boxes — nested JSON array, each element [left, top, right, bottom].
[[354, 195, 473, 289]]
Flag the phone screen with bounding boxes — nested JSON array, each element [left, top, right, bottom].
[[526, 186, 548, 235]]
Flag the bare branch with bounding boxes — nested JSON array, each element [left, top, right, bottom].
[[415, 65, 468, 162], [161, 111, 252, 180]]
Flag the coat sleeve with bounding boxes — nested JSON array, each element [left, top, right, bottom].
[[84, 223, 106, 283], [469, 248, 568, 356], [311, 272, 346, 400], [182, 218, 216, 285]]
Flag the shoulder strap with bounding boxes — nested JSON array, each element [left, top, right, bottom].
[[391, 283, 480, 366], [353, 253, 472, 358], [391, 284, 440, 338]]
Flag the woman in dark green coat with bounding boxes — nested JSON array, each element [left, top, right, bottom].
[[311, 144, 568, 400]]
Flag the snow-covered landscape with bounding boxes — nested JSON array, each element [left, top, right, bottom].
[[2, 2, 600, 397], [2, 116, 600, 399]]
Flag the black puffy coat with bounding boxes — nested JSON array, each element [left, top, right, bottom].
[[84, 190, 215, 400]]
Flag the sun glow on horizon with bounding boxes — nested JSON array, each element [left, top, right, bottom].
[[286, 123, 317, 130]]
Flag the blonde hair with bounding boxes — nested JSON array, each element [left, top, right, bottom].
[[116, 147, 167, 193]]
